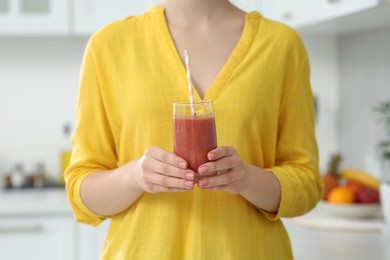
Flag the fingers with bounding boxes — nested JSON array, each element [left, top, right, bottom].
[[142, 158, 192, 180], [197, 167, 246, 193], [199, 147, 238, 177], [143, 147, 192, 179], [137, 147, 195, 193], [142, 171, 194, 192], [147, 185, 192, 193], [198, 172, 230, 188], [197, 146, 245, 191], [207, 146, 236, 161], [146, 146, 188, 169], [138, 146, 243, 193]]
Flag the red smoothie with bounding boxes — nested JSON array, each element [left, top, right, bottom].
[[174, 115, 217, 181]]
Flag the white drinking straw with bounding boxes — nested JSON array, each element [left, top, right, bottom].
[[184, 49, 196, 116]]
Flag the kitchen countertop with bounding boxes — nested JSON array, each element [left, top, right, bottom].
[[284, 220, 390, 260], [283, 203, 390, 260], [0, 188, 71, 217], [1, 189, 389, 259], [285, 219, 390, 260]]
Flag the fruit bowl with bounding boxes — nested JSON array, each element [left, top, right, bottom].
[[319, 200, 382, 219]]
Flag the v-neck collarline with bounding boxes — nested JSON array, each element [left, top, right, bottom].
[[150, 6, 260, 101]]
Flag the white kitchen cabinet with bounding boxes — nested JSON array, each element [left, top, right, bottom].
[[0, 216, 76, 260], [0, 0, 70, 35], [262, 0, 380, 29], [0, 190, 113, 260], [73, 0, 160, 35]]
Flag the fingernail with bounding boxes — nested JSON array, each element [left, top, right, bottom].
[[185, 173, 194, 180], [199, 179, 208, 188], [179, 162, 187, 168], [184, 181, 194, 188], [199, 166, 208, 175], [208, 153, 216, 160]]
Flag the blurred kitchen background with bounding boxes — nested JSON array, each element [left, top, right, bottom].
[[1, 1, 390, 260]]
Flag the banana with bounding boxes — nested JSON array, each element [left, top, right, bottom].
[[340, 168, 380, 190]]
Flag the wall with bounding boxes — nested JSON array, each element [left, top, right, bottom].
[[339, 27, 390, 176], [302, 35, 341, 172], [0, 34, 340, 181], [0, 37, 88, 182]]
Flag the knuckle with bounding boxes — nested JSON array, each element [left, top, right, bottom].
[[150, 146, 159, 152], [160, 176, 169, 187], [224, 172, 233, 183], [145, 147, 154, 157], [161, 163, 170, 174], [173, 169, 184, 179], [221, 146, 229, 155], [140, 159, 149, 172], [161, 152, 172, 163], [226, 157, 235, 168], [160, 152, 167, 162], [226, 146, 235, 154], [218, 169, 228, 175], [207, 163, 216, 173]]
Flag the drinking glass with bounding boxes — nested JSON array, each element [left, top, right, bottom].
[[173, 101, 217, 183]]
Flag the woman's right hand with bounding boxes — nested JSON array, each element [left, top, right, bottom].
[[133, 146, 195, 193]]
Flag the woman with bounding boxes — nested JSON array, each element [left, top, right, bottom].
[[65, 0, 323, 258]]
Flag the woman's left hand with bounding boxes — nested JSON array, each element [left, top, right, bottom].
[[197, 146, 250, 194]]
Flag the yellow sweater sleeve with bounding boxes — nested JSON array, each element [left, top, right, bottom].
[[264, 34, 323, 220], [65, 36, 118, 226]]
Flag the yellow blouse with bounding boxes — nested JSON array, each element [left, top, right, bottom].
[[65, 6, 323, 259]]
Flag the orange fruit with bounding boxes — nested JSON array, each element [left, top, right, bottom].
[[327, 186, 356, 204]]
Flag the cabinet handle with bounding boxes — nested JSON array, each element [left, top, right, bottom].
[[328, 0, 341, 4], [0, 225, 43, 234]]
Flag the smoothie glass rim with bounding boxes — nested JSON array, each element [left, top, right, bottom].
[[173, 100, 213, 106], [173, 100, 214, 118]]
